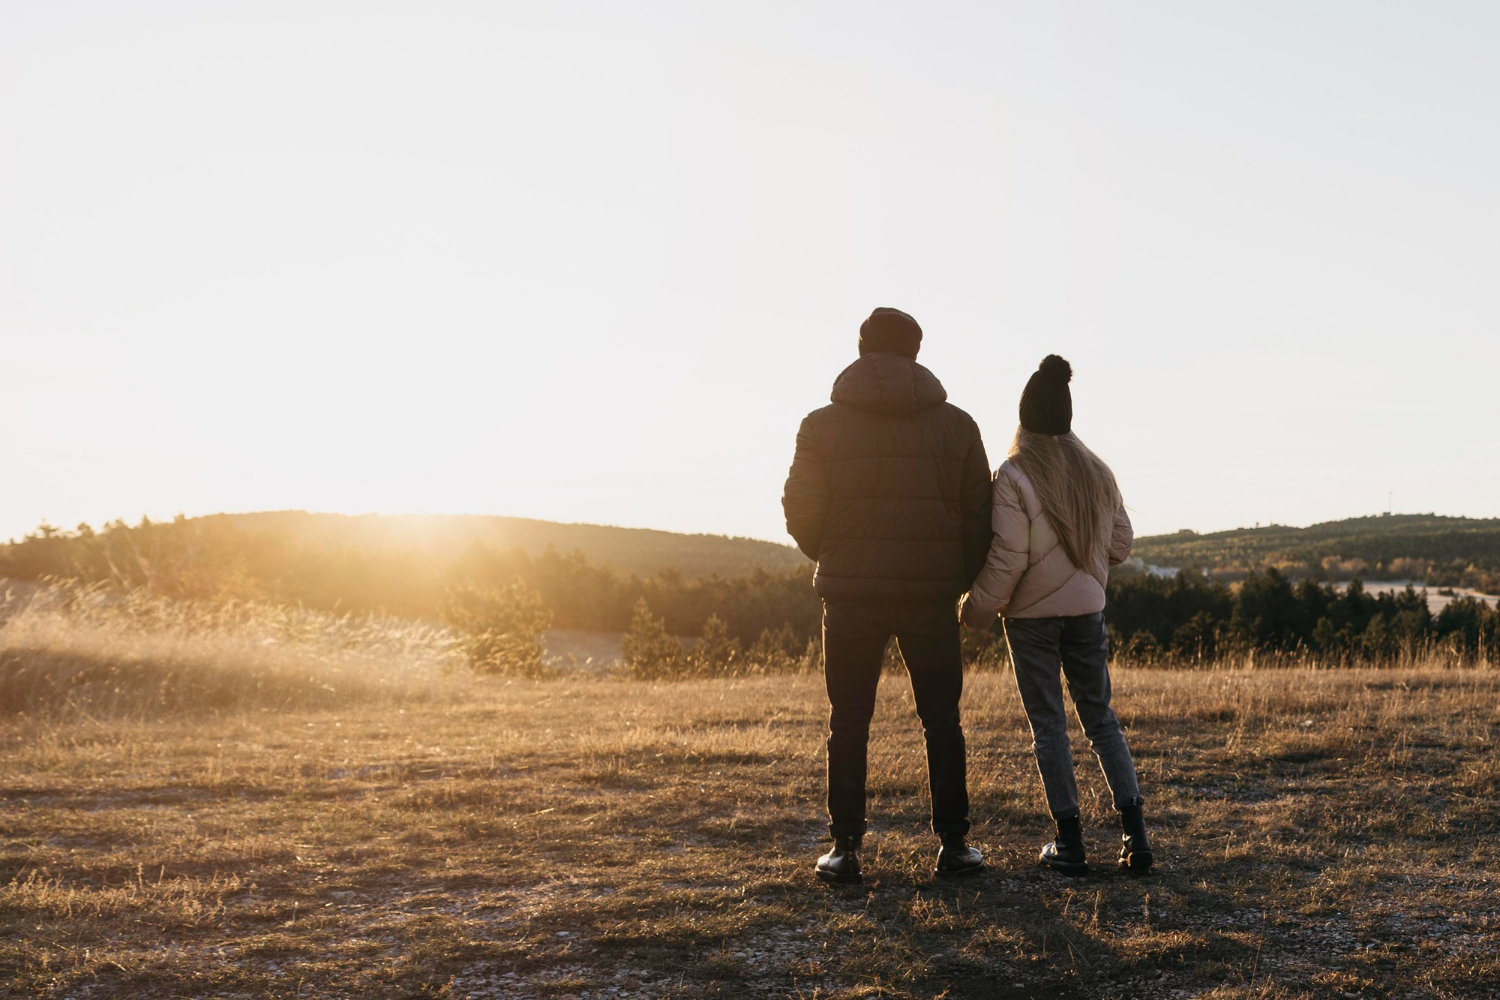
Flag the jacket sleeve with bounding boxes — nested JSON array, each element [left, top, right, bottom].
[[1108, 504, 1133, 566], [960, 433, 993, 585], [960, 468, 1030, 629], [781, 415, 829, 561]]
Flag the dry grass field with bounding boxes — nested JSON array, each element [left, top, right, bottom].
[[3, 586, 1499, 998]]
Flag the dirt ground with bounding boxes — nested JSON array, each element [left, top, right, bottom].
[[3, 666, 1499, 998]]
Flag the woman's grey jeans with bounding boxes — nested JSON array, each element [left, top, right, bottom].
[[1003, 612, 1142, 819]]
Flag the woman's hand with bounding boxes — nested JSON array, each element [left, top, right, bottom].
[[958, 593, 995, 631]]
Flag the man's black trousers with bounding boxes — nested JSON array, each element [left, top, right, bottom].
[[821, 601, 970, 839]]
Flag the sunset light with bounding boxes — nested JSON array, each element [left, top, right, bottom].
[[5, 3, 1498, 542], [5, 5, 1500, 996]]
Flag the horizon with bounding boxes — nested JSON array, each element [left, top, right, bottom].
[[6, 3, 1500, 543], [10, 504, 1497, 552]]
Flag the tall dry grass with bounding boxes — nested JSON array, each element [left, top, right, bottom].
[[5, 576, 1490, 723], [0, 581, 467, 718]]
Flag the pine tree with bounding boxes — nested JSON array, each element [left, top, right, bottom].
[[691, 614, 741, 677], [622, 598, 684, 679]]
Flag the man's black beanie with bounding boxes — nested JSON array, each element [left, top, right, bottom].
[[858, 307, 922, 358], [1019, 354, 1073, 435]]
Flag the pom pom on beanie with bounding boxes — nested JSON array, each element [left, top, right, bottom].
[[1037, 354, 1072, 383]]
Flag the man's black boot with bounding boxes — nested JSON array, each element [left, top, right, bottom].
[[1039, 814, 1088, 875], [816, 835, 863, 884], [935, 834, 984, 878], [1118, 802, 1154, 873]]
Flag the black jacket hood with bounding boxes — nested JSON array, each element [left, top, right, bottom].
[[830, 353, 948, 416]]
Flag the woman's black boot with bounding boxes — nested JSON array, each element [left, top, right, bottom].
[[1039, 814, 1088, 875], [1117, 801, 1153, 873]]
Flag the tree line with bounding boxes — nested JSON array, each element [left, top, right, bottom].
[[1106, 567, 1500, 665], [4, 517, 1497, 678]]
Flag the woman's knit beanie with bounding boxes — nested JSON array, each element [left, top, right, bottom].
[[1019, 355, 1073, 435]]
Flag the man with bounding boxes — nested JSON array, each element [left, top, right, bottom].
[[782, 307, 993, 883]]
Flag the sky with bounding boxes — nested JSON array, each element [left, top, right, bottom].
[[3, 1, 1498, 545]]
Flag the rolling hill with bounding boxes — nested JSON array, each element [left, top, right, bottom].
[[208, 511, 810, 578], [0, 511, 817, 631], [1133, 514, 1500, 586]]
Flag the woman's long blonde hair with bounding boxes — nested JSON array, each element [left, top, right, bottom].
[[1008, 427, 1121, 570]]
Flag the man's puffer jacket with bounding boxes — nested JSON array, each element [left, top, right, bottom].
[[782, 353, 992, 604]]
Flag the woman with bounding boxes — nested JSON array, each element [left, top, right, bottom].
[[960, 355, 1152, 874]]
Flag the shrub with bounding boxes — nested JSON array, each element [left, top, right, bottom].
[[625, 609, 821, 679], [962, 621, 1010, 670], [622, 599, 686, 679], [1170, 611, 1223, 663], [745, 624, 822, 674], [440, 581, 553, 677], [689, 614, 741, 677]]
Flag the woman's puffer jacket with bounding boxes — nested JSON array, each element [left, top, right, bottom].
[[960, 459, 1132, 626]]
